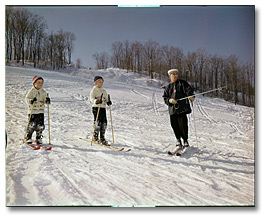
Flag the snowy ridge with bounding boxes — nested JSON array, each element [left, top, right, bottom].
[[5, 66, 254, 206]]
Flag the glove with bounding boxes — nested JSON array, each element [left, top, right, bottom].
[[95, 98, 102, 104], [46, 97, 51, 104], [188, 96, 195, 102], [30, 97, 37, 104], [169, 98, 177, 104], [107, 101, 112, 106], [107, 94, 112, 106]]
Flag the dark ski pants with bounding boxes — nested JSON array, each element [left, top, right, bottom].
[[92, 107, 107, 134], [26, 113, 45, 139], [170, 113, 188, 142]]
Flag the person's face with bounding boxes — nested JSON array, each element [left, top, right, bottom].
[[95, 79, 104, 88], [169, 72, 178, 83], [34, 79, 43, 90]]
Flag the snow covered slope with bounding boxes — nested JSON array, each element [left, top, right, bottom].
[[5, 66, 254, 206]]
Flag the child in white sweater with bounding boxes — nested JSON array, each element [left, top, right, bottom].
[[90, 76, 112, 145], [25, 76, 50, 144]]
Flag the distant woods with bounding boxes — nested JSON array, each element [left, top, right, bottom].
[[5, 7, 76, 70], [5, 7, 254, 107], [93, 40, 254, 107]]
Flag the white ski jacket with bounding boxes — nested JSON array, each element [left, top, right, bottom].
[[90, 86, 109, 108], [25, 87, 48, 114]]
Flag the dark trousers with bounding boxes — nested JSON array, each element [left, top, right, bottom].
[[170, 114, 188, 141], [26, 113, 45, 139], [92, 107, 107, 133]]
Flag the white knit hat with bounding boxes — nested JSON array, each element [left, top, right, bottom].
[[168, 69, 178, 75]]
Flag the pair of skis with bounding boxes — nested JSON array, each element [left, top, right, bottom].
[[168, 145, 191, 156], [79, 138, 131, 152], [20, 139, 52, 151]]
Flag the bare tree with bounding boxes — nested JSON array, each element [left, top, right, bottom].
[[29, 14, 47, 67], [65, 32, 76, 64], [5, 7, 76, 70], [245, 62, 255, 107], [228, 55, 240, 104], [93, 52, 109, 69], [210, 55, 223, 96], [76, 58, 82, 69], [143, 40, 159, 78], [111, 41, 123, 68], [132, 41, 143, 73], [186, 52, 198, 89]]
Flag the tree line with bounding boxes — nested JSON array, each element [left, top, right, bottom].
[[93, 39, 254, 107], [5, 7, 76, 70]]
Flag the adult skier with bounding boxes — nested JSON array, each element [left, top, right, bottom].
[[163, 69, 195, 151], [25, 76, 50, 144], [90, 76, 112, 145]]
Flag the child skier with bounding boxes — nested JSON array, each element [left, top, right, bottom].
[[90, 76, 112, 145], [163, 69, 195, 151], [25, 76, 50, 144]]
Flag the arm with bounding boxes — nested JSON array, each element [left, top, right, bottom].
[[90, 88, 104, 105], [182, 81, 194, 96], [25, 88, 36, 105], [182, 81, 195, 101], [163, 85, 172, 106], [90, 88, 97, 104]]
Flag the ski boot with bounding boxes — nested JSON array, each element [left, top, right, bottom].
[[100, 131, 109, 146], [36, 136, 43, 145], [36, 132, 43, 144], [93, 131, 99, 143], [175, 139, 183, 156], [183, 140, 189, 148], [25, 133, 33, 144], [176, 139, 183, 150]]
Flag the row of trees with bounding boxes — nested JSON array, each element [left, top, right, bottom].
[[93, 40, 254, 107], [5, 7, 76, 69]]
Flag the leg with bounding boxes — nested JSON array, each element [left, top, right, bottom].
[[26, 114, 36, 143], [92, 107, 101, 141], [99, 108, 108, 144], [35, 114, 45, 144], [169, 114, 183, 153], [178, 114, 189, 144], [170, 114, 181, 140]]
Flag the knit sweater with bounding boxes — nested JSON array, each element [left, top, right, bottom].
[[90, 86, 109, 108], [25, 87, 48, 114]]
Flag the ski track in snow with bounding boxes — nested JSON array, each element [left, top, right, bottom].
[[5, 66, 254, 206]]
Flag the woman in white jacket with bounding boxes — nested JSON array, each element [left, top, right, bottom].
[[25, 76, 50, 144], [90, 76, 112, 145]]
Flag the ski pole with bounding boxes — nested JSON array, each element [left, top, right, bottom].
[[108, 94, 114, 144], [47, 94, 51, 145], [91, 105, 101, 146], [91, 94, 103, 145], [176, 86, 227, 102], [23, 101, 36, 143], [191, 101, 199, 149]]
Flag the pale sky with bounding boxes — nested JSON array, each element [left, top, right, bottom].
[[17, 5, 255, 68]]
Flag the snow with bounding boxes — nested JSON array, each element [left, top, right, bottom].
[[5, 66, 254, 206]]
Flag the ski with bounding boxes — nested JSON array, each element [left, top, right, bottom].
[[32, 141, 52, 151], [20, 139, 40, 150], [168, 147, 182, 156], [168, 145, 190, 156], [177, 145, 191, 156], [79, 138, 131, 152]]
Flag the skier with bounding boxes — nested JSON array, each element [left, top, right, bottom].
[[163, 69, 195, 152], [90, 76, 112, 145], [25, 76, 50, 144]]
